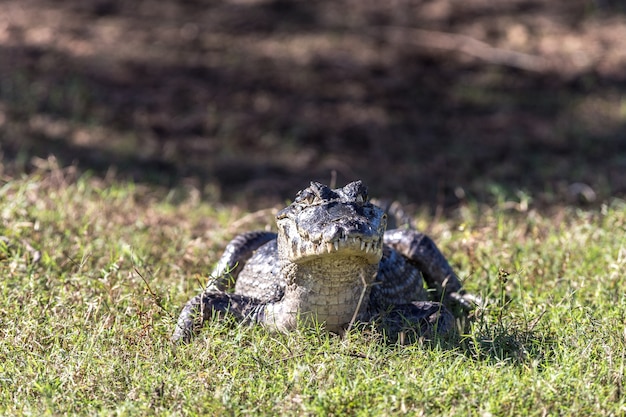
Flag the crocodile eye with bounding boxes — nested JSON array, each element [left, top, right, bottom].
[[296, 190, 317, 205], [355, 188, 369, 204]]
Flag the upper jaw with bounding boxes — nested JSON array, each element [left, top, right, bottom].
[[278, 209, 386, 264], [291, 232, 383, 264]]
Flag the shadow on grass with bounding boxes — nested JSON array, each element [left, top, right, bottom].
[[1, 0, 626, 209]]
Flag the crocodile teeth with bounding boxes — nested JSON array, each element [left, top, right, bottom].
[[360, 240, 365, 251], [326, 242, 334, 253], [334, 241, 339, 251]]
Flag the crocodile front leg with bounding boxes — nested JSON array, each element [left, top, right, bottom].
[[206, 231, 277, 291], [383, 229, 480, 313], [171, 291, 266, 343], [172, 231, 276, 343], [374, 301, 455, 343]]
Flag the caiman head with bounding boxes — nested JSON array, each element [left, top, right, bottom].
[[264, 181, 387, 333], [275, 180, 387, 265]]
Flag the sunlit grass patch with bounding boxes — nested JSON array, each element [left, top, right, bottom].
[[0, 165, 625, 415]]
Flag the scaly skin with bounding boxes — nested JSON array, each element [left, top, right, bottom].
[[172, 181, 478, 343]]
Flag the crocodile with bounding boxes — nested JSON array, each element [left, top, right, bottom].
[[172, 180, 478, 343]]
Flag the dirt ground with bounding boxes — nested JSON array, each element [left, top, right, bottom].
[[1, 0, 625, 210]]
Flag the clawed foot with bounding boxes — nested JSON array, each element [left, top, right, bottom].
[[373, 301, 455, 343], [171, 291, 263, 344], [448, 290, 484, 314]]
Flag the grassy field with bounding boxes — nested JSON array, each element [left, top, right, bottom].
[[1, 162, 624, 416], [2, 1, 625, 415]]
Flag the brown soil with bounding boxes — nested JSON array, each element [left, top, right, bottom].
[[1, 0, 626, 210]]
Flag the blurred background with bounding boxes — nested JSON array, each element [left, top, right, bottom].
[[1, 0, 625, 211]]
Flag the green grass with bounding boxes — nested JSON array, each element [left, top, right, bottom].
[[1, 164, 625, 416]]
